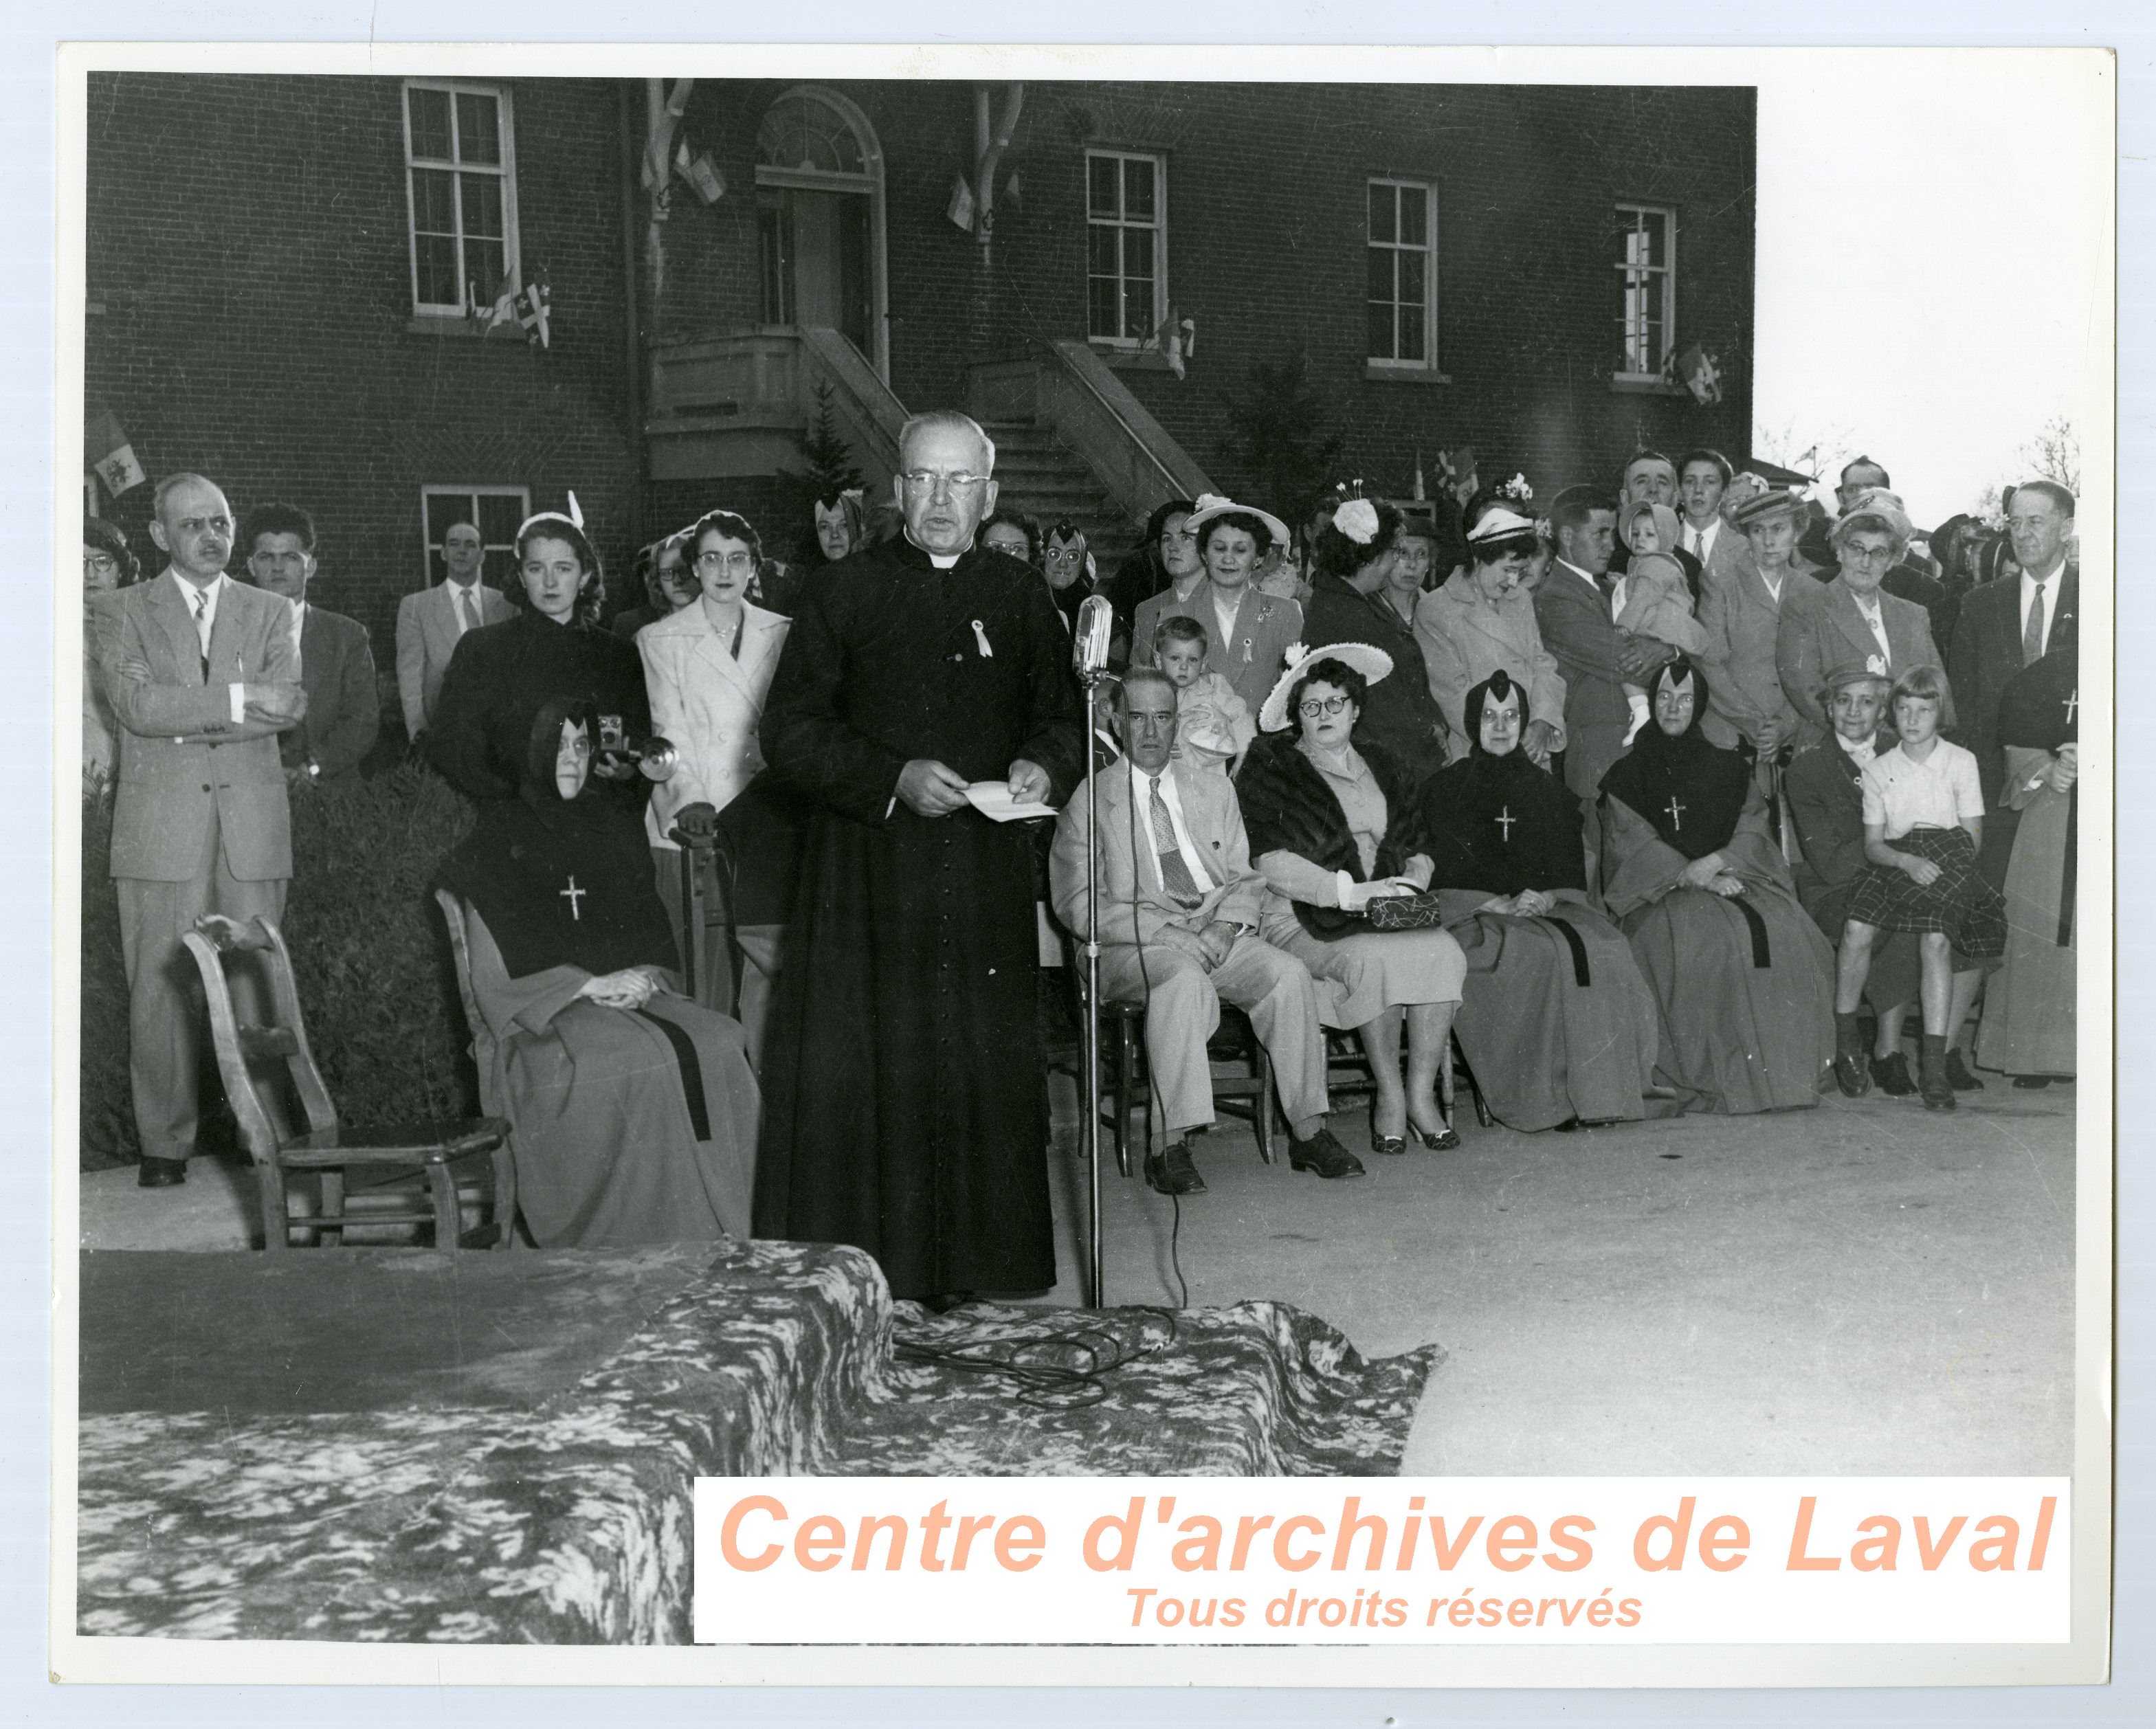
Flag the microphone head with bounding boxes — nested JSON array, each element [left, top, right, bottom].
[[1074, 593, 1114, 677]]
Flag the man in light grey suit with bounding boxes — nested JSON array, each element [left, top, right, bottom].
[[394, 518, 513, 742], [100, 473, 308, 1186], [1047, 667, 1359, 1196]]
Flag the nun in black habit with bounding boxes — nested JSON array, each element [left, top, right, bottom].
[[436, 697, 759, 1247], [1411, 671, 1661, 1129], [753, 412, 1085, 1306], [1599, 657, 1836, 1114]]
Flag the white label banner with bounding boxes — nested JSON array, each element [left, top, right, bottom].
[[693, 1477, 2069, 1646]]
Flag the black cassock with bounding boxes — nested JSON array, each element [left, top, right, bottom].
[[754, 533, 1084, 1300]]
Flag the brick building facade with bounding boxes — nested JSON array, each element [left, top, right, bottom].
[[82, 73, 1755, 652]]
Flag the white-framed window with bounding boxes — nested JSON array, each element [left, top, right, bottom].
[[1613, 203, 1676, 379], [1367, 178, 1438, 368], [403, 80, 520, 317], [421, 484, 530, 591], [1086, 149, 1168, 346]]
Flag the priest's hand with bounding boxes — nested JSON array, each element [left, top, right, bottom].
[[1522, 719, 1559, 765], [673, 801, 721, 845], [1005, 759, 1052, 805], [898, 758, 973, 816], [2047, 746, 2078, 795], [1508, 889, 1553, 917]]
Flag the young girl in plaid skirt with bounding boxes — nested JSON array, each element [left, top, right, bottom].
[[1836, 664, 2007, 1110]]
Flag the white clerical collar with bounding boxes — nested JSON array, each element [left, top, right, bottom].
[[906, 532, 968, 569]]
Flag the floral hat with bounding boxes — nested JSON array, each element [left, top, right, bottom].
[[1185, 491, 1289, 551], [1258, 640, 1394, 733]]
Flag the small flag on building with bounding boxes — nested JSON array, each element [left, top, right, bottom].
[[946, 175, 977, 232], [515, 275, 551, 349], [86, 410, 146, 497], [1142, 306, 1186, 379], [470, 274, 520, 338], [1674, 344, 1723, 405], [674, 137, 726, 205]]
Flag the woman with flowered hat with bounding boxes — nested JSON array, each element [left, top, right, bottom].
[[1414, 503, 1569, 767], [1234, 643, 1469, 1164], [1144, 493, 1304, 717], [1299, 492, 1448, 783]]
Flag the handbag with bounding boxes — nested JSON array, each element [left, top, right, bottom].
[[1364, 889, 1452, 932]]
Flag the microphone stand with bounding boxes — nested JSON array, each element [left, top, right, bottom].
[[1077, 667, 1109, 1311]]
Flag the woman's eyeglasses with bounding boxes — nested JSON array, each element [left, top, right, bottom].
[[82, 553, 120, 576], [1298, 695, 1352, 719], [696, 550, 758, 572]]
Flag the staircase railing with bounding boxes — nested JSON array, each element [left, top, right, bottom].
[[970, 339, 1218, 526], [645, 326, 907, 495]]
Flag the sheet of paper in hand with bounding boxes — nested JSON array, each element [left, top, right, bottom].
[[964, 781, 1057, 822]]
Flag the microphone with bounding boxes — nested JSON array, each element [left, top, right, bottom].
[[1073, 593, 1114, 680]]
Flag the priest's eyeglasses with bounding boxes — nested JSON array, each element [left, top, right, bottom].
[[900, 470, 990, 497], [1298, 695, 1353, 718]]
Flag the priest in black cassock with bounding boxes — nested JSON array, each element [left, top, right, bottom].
[[753, 410, 1085, 1307]]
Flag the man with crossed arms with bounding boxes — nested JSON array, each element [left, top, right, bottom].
[[1049, 666, 1359, 1196], [99, 473, 307, 1187]]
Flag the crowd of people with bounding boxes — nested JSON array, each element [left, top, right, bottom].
[[80, 417, 2080, 1310]]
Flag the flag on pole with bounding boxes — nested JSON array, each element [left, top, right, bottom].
[[946, 175, 977, 231], [674, 137, 725, 205], [1674, 344, 1723, 405], [515, 276, 551, 349], [1141, 306, 1186, 379], [86, 410, 146, 498], [1412, 447, 1427, 502], [470, 274, 520, 338]]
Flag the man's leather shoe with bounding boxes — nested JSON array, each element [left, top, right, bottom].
[[1288, 1128, 1365, 1180], [136, 1155, 187, 1188], [2012, 1075, 2053, 1090], [1144, 1139, 1206, 1196]]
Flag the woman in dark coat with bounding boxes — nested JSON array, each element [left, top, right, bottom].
[[428, 506, 665, 816], [1599, 657, 1836, 1113], [436, 697, 758, 1247], [1236, 646, 1467, 1160], [1412, 671, 1661, 1130], [1298, 495, 1449, 783]]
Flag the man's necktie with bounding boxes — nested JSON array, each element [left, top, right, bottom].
[[2023, 581, 2048, 666], [458, 587, 478, 635], [191, 587, 210, 679], [1685, 525, 1702, 558], [1147, 778, 1207, 910]]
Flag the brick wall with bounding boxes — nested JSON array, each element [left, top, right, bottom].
[[652, 78, 1756, 546], [84, 73, 642, 645]]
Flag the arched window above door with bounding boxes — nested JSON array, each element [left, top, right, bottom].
[[754, 87, 887, 377]]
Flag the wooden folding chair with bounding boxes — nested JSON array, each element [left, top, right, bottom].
[[182, 913, 515, 1251]]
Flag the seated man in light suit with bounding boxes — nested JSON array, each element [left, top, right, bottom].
[[100, 472, 308, 1188], [1049, 667, 1358, 1196], [395, 518, 513, 746]]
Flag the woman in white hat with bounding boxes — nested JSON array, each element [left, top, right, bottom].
[[1414, 504, 1569, 766], [1235, 645, 1469, 1161], [1148, 493, 1304, 718]]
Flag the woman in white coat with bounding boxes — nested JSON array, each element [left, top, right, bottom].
[[639, 507, 792, 1062]]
